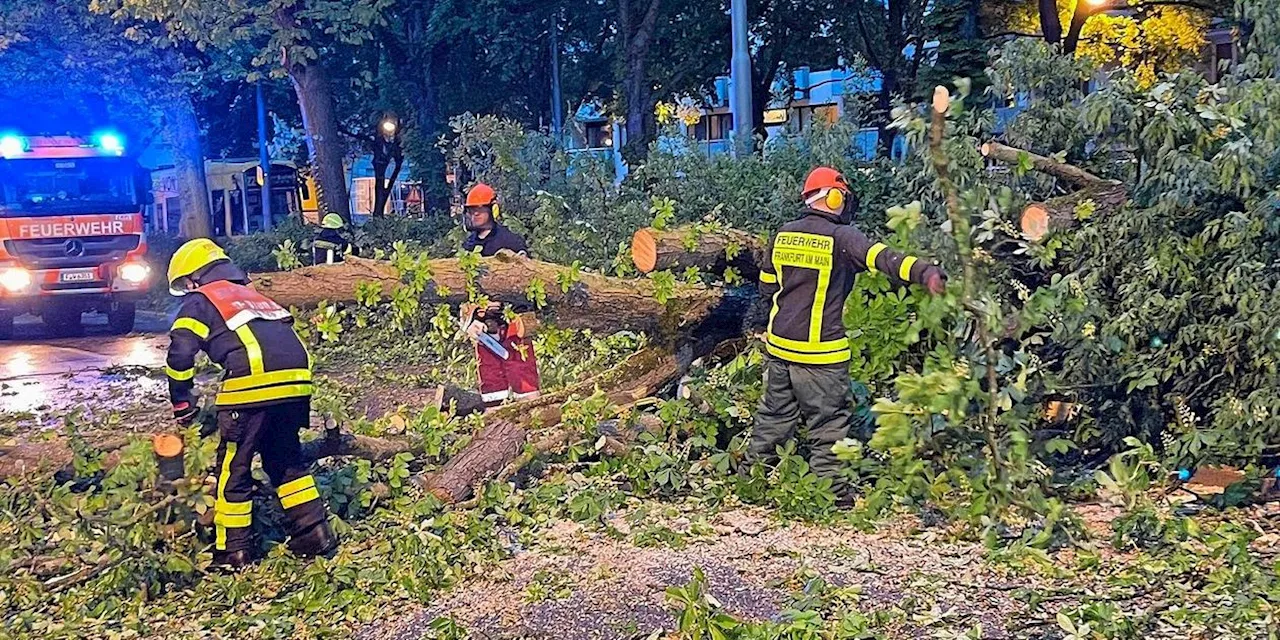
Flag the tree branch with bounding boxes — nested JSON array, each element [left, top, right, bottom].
[[984, 31, 1045, 40], [981, 142, 1117, 189]]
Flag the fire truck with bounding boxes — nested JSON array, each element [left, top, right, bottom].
[[0, 132, 152, 338]]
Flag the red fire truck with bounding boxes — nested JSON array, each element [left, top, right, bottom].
[[0, 132, 152, 338]]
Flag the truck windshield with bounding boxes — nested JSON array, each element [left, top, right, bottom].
[[0, 157, 139, 217]]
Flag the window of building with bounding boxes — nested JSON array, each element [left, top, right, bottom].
[[1211, 41, 1236, 82], [693, 113, 734, 141], [585, 122, 612, 148], [790, 104, 839, 133]]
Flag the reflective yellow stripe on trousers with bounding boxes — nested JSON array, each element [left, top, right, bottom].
[[214, 442, 252, 550], [277, 475, 321, 510]]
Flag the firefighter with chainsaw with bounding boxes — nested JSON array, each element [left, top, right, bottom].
[[166, 239, 337, 568], [458, 183, 542, 407], [314, 213, 358, 265], [746, 167, 947, 503]]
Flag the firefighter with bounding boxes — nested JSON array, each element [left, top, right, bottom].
[[458, 183, 541, 407], [747, 167, 947, 502], [166, 238, 337, 568], [314, 213, 358, 265]]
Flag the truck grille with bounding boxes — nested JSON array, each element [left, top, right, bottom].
[[4, 235, 141, 270]]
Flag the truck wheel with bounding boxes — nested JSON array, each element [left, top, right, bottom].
[[0, 312, 12, 340], [44, 307, 84, 338], [107, 301, 137, 335]]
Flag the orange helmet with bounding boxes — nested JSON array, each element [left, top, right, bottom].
[[466, 183, 497, 207], [801, 167, 848, 198]]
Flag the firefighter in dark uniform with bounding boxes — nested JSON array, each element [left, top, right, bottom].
[[748, 167, 947, 501], [458, 183, 542, 407], [166, 239, 337, 568], [314, 213, 358, 265]]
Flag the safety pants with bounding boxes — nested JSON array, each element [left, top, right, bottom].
[[476, 333, 541, 407], [747, 353, 853, 494], [213, 399, 328, 553]]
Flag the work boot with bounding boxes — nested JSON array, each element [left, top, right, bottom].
[[287, 521, 338, 558], [833, 486, 859, 509], [211, 549, 255, 571]]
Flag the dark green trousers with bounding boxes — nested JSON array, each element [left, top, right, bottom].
[[748, 353, 853, 491]]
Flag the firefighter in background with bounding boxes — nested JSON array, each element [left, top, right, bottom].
[[747, 167, 947, 503], [458, 183, 542, 407], [166, 239, 337, 568], [314, 213, 358, 265]]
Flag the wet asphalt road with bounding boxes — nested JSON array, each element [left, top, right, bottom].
[[0, 311, 170, 415]]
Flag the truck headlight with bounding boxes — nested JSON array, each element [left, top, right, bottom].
[[119, 262, 150, 284], [0, 267, 32, 293]]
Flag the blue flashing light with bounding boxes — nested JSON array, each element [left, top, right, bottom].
[[95, 132, 125, 155], [1177, 468, 1192, 482], [0, 135, 25, 159]]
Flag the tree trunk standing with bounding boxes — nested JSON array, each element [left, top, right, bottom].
[[159, 98, 212, 239], [749, 49, 782, 144], [371, 155, 403, 217], [618, 0, 663, 159], [1062, 2, 1091, 56], [288, 61, 352, 221], [1038, 0, 1064, 46], [876, 66, 900, 157], [875, 0, 908, 157]]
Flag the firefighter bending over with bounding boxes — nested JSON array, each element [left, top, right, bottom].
[[314, 213, 358, 265], [747, 167, 947, 504], [458, 183, 542, 407], [166, 239, 337, 569]]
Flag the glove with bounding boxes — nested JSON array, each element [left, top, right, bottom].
[[924, 268, 947, 296], [173, 401, 199, 426]]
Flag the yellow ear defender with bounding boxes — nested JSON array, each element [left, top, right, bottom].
[[491, 203, 501, 220], [825, 188, 845, 210]]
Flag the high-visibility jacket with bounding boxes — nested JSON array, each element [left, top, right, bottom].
[[758, 208, 942, 365], [167, 266, 312, 409], [313, 228, 356, 265]]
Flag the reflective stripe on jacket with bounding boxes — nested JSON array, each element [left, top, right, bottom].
[[758, 209, 940, 365]]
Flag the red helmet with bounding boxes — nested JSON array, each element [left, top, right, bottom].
[[466, 183, 496, 207], [801, 167, 848, 197]]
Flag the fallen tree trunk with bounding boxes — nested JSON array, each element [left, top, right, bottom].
[[631, 226, 765, 281], [252, 253, 723, 338], [299, 429, 415, 463], [979, 141, 1128, 242], [417, 344, 682, 502], [417, 285, 754, 503]]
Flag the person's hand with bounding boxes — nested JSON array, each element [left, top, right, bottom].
[[458, 302, 478, 329], [173, 401, 199, 426], [508, 314, 526, 339], [924, 269, 947, 296]]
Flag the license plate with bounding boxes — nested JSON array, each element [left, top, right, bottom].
[[59, 269, 98, 283]]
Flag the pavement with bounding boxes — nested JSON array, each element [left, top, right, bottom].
[[0, 310, 170, 416]]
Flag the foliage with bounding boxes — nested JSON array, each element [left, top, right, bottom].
[[1000, 1, 1216, 88]]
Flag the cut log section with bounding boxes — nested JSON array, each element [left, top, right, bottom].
[[631, 226, 765, 280], [252, 253, 724, 338], [1020, 184, 1127, 241]]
